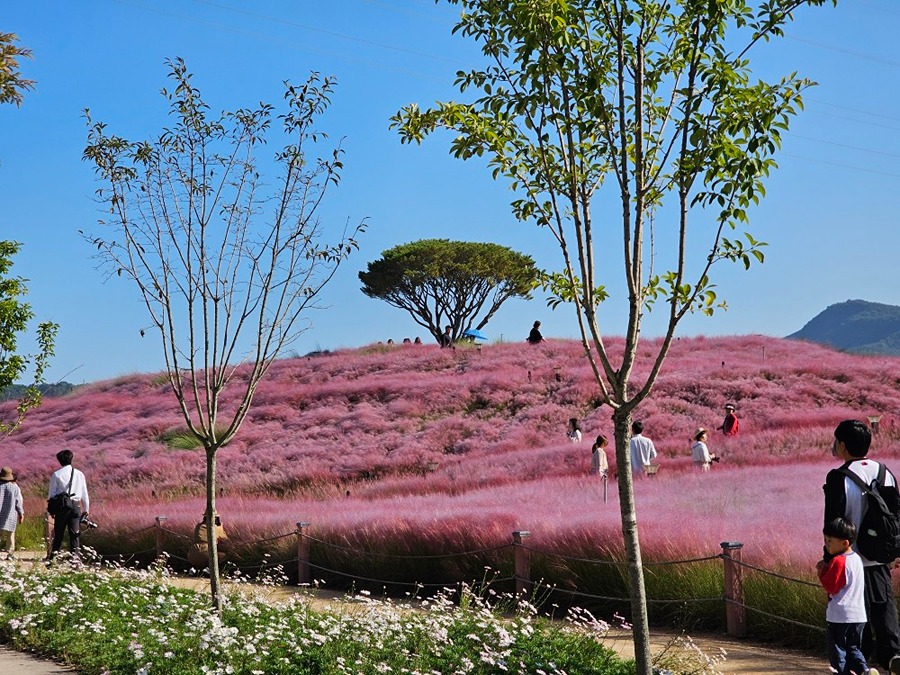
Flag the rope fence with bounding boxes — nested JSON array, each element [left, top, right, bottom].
[[48, 516, 826, 639]]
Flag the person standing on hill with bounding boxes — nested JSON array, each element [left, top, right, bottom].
[[719, 403, 739, 436], [566, 418, 582, 443], [629, 421, 657, 475], [47, 449, 90, 560], [591, 435, 609, 478], [0, 467, 24, 560], [690, 428, 718, 471], [823, 419, 900, 674]]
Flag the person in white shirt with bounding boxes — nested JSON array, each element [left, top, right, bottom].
[[47, 449, 90, 560], [690, 428, 718, 471], [817, 517, 873, 675], [629, 420, 657, 475], [590, 435, 609, 478], [824, 419, 900, 673], [566, 418, 582, 443]]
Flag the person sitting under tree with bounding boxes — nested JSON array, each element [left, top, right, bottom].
[[439, 325, 454, 348], [527, 320, 544, 344]]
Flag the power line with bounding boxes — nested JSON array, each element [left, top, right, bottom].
[[785, 34, 900, 68], [788, 133, 900, 160], [782, 153, 900, 179], [109, 0, 460, 84], [189, 0, 464, 65], [110, 0, 900, 172], [806, 98, 900, 125]]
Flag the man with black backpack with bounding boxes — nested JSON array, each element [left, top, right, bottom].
[[47, 449, 90, 561], [824, 419, 900, 674]]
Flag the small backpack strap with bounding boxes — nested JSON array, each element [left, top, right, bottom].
[[840, 465, 872, 493], [878, 462, 888, 486]]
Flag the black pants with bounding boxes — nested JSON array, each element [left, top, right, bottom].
[[863, 563, 900, 668], [50, 505, 82, 557]]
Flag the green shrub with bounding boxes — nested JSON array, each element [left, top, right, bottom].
[[0, 562, 638, 674]]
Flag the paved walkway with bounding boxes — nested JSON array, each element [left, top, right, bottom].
[[0, 646, 76, 674]]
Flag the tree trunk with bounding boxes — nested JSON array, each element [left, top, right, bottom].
[[205, 446, 222, 612], [612, 409, 652, 674]]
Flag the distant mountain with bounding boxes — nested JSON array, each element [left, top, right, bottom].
[[787, 299, 900, 355]]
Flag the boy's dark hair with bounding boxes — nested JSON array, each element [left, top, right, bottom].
[[824, 516, 857, 544], [56, 449, 73, 466], [632, 421, 644, 434], [835, 420, 872, 458]]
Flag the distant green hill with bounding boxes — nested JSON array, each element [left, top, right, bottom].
[[0, 382, 78, 402], [787, 299, 900, 355]]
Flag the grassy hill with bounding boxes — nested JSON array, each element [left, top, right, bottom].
[[4, 334, 900, 572], [5, 333, 899, 496]]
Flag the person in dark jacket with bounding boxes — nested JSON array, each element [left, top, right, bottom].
[[823, 419, 900, 673], [439, 325, 454, 348]]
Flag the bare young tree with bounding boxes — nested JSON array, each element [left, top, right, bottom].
[[83, 59, 364, 610], [392, 1, 834, 670]]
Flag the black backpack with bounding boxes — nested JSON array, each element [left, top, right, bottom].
[[840, 462, 900, 564]]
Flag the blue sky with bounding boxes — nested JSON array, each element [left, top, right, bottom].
[[2, 0, 898, 384]]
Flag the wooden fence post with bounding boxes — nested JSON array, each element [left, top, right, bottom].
[[721, 541, 746, 638], [155, 516, 167, 561], [512, 530, 531, 601], [296, 521, 311, 586]]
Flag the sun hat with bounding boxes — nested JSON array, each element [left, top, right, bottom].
[[694, 428, 708, 441], [0, 467, 14, 481], [724, 403, 735, 410]]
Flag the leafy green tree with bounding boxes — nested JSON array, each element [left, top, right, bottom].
[[360, 239, 538, 343], [0, 242, 58, 437], [392, 1, 834, 670], [83, 59, 364, 611], [0, 36, 57, 435], [0, 32, 35, 107]]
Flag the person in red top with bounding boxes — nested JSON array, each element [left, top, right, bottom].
[[719, 403, 739, 436]]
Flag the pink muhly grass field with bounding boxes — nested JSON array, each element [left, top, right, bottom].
[[4, 335, 900, 578]]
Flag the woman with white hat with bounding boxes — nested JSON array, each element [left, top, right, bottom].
[[691, 429, 718, 471], [0, 467, 23, 559]]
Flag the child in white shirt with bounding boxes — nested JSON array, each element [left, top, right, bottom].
[[817, 517, 878, 675]]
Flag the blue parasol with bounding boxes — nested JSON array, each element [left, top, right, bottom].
[[462, 328, 488, 341]]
